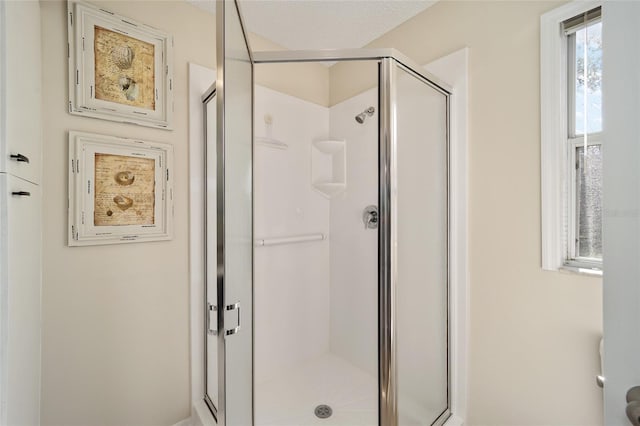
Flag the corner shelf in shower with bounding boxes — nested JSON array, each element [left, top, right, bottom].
[[311, 139, 346, 198]]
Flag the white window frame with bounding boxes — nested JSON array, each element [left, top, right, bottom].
[[567, 134, 602, 269], [541, 0, 602, 272]]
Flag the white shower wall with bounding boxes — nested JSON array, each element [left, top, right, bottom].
[[254, 86, 331, 384], [328, 88, 379, 377], [255, 79, 450, 424], [254, 84, 380, 385]]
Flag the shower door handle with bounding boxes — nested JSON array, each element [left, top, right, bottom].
[[225, 302, 241, 336]]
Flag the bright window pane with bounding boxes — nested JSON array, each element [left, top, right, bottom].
[[574, 22, 602, 135], [575, 144, 602, 259]]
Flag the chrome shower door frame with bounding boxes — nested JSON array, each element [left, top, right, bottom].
[[253, 49, 452, 426], [210, 0, 255, 425], [202, 84, 217, 421]]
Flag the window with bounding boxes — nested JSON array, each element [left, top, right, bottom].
[[567, 10, 602, 267], [541, 2, 603, 272]]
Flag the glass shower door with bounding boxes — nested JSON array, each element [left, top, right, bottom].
[[206, 1, 254, 424], [385, 59, 450, 426]]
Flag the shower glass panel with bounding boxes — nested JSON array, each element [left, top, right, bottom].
[[211, 0, 254, 424], [394, 64, 449, 425], [252, 59, 380, 426]]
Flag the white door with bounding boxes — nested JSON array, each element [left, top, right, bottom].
[[2, 176, 41, 426], [602, 3, 640, 425], [0, 1, 42, 424], [2, 0, 42, 185]]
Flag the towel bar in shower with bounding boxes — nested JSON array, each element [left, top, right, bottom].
[[254, 233, 326, 247]]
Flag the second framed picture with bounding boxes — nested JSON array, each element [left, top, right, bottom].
[[68, 131, 174, 246], [67, 0, 174, 129]]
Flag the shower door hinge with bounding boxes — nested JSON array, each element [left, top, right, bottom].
[[207, 303, 217, 336], [224, 302, 241, 337]]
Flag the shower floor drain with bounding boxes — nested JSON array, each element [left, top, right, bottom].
[[314, 404, 333, 419]]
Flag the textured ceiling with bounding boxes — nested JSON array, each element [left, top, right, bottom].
[[189, 0, 436, 50]]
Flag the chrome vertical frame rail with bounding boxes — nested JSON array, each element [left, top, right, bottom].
[[202, 86, 218, 421], [379, 57, 397, 426], [214, 1, 227, 423], [213, 1, 255, 425]]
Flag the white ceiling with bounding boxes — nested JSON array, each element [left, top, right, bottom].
[[189, 0, 436, 51]]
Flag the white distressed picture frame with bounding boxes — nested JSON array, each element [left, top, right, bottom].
[[68, 131, 174, 246], [67, 0, 174, 129]]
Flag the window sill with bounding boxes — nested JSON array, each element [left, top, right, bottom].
[[560, 264, 603, 277]]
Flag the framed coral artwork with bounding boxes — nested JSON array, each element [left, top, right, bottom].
[[67, 1, 173, 129], [68, 131, 174, 246]]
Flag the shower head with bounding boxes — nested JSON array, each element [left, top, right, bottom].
[[355, 106, 375, 124]]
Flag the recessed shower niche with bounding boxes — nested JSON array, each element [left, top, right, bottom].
[[311, 139, 346, 198]]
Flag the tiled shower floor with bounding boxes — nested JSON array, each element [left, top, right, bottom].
[[255, 353, 378, 426]]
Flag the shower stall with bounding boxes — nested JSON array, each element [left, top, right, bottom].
[[203, 2, 452, 425]]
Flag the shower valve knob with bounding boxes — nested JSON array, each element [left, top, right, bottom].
[[627, 386, 640, 426], [363, 205, 379, 230]]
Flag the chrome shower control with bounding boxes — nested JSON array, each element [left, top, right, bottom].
[[363, 205, 378, 230], [627, 386, 640, 426]]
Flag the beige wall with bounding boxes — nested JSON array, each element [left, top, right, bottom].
[[38, 1, 604, 425], [250, 33, 330, 107], [329, 1, 603, 425], [39, 1, 215, 425]]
